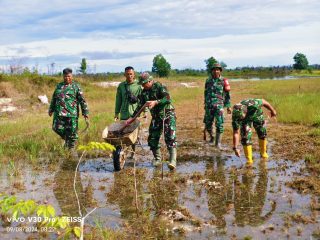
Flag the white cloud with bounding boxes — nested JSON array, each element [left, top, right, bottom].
[[0, 21, 319, 72], [0, 0, 319, 71]]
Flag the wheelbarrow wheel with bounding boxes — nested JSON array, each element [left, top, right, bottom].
[[113, 146, 126, 171]]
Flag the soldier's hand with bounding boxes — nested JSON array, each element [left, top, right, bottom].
[[49, 112, 53, 117], [126, 117, 134, 125], [234, 148, 241, 157], [227, 107, 232, 114], [84, 115, 89, 120], [146, 100, 158, 109], [270, 110, 277, 118], [114, 114, 119, 121]]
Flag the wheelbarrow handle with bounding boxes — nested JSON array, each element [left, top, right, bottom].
[[119, 102, 148, 133], [132, 102, 149, 121]]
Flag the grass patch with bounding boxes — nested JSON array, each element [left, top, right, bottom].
[[242, 78, 320, 125], [267, 93, 320, 125], [1, 74, 319, 162]]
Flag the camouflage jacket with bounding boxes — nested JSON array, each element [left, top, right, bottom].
[[204, 76, 231, 109], [232, 98, 263, 130], [132, 81, 174, 118], [49, 81, 89, 118], [115, 80, 142, 120]]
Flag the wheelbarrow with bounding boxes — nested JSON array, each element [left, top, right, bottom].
[[102, 119, 140, 171], [102, 103, 148, 171]]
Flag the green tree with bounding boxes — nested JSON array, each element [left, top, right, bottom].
[[152, 54, 171, 77], [79, 58, 87, 74], [293, 53, 309, 70], [205, 57, 218, 75]]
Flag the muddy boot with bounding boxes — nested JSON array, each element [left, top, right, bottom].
[[243, 145, 253, 165], [152, 149, 162, 167], [259, 139, 269, 159], [215, 132, 222, 149], [168, 148, 177, 170]]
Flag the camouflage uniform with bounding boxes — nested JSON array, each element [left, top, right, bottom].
[[49, 81, 89, 148], [204, 76, 231, 134], [232, 98, 267, 146], [132, 81, 176, 151]]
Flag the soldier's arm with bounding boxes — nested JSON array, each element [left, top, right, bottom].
[[232, 118, 241, 157], [233, 129, 241, 157], [132, 94, 145, 117], [224, 91, 231, 108], [76, 84, 89, 117], [114, 85, 122, 119], [204, 81, 208, 108], [262, 99, 277, 118], [157, 84, 171, 106], [48, 88, 57, 116]]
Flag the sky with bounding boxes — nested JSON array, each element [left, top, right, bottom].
[[0, 0, 319, 73]]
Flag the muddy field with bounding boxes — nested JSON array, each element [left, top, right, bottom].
[[0, 79, 320, 239]]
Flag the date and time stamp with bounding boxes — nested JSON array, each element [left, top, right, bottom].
[[6, 226, 56, 233]]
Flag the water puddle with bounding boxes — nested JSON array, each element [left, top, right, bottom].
[[0, 142, 319, 239]]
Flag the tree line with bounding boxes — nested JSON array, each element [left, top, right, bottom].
[[1, 52, 317, 77]]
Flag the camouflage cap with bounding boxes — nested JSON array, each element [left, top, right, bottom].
[[211, 63, 223, 71], [139, 72, 153, 84], [232, 103, 247, 119]]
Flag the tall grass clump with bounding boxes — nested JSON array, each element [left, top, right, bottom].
[[244, 78, 320, 126], [268, 93, 320, 125]]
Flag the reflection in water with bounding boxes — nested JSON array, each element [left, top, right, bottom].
[[205, 157, 233, 228], [234, 161, 275, 226], [148, 169, 179, 213], [53, 159, 89, 217], [107, 168, 147, 219], [106, 168, 179, 239]]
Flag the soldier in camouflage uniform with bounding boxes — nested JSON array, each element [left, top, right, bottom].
[[204, 63, 231, 149], [49, 68, 89, 149], [232, 98, 276, 165], [126, 72, 177, 170]]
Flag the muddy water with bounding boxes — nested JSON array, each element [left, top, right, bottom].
[[0, 142, 319, 239]]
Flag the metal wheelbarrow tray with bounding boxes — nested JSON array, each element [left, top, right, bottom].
[[102, 119, 140, 146]]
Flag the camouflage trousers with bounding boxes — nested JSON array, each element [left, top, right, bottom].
[[52, 116, 78, 149], [240, 114, 267, 145], [148, 110, 177, 151], [204, 105, 225, 134]]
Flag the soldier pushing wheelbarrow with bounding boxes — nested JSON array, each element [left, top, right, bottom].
[[126, 72, 177, 171]]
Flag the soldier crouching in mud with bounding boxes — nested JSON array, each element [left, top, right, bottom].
[[232, 98, 277, 165], [126, 72, 177, 170], [49, 68, 89, 151]]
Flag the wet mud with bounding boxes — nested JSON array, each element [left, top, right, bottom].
[[0, 102, 319, 239]]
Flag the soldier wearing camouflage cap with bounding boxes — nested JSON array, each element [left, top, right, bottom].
[[232, 98, 277, 165], [203, 63, 231, 149], [49, 68, 89, 150], [126, 72, 177, 170]]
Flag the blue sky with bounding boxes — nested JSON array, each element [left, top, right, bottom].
[[0, 0, 319, 73]]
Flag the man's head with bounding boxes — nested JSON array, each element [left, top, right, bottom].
[[63, 68, 73, 85], [124, 66, 135, 83], [139, 72, 153, 90], [211, 63, 222, 78], [232, 103, 247, 120]]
